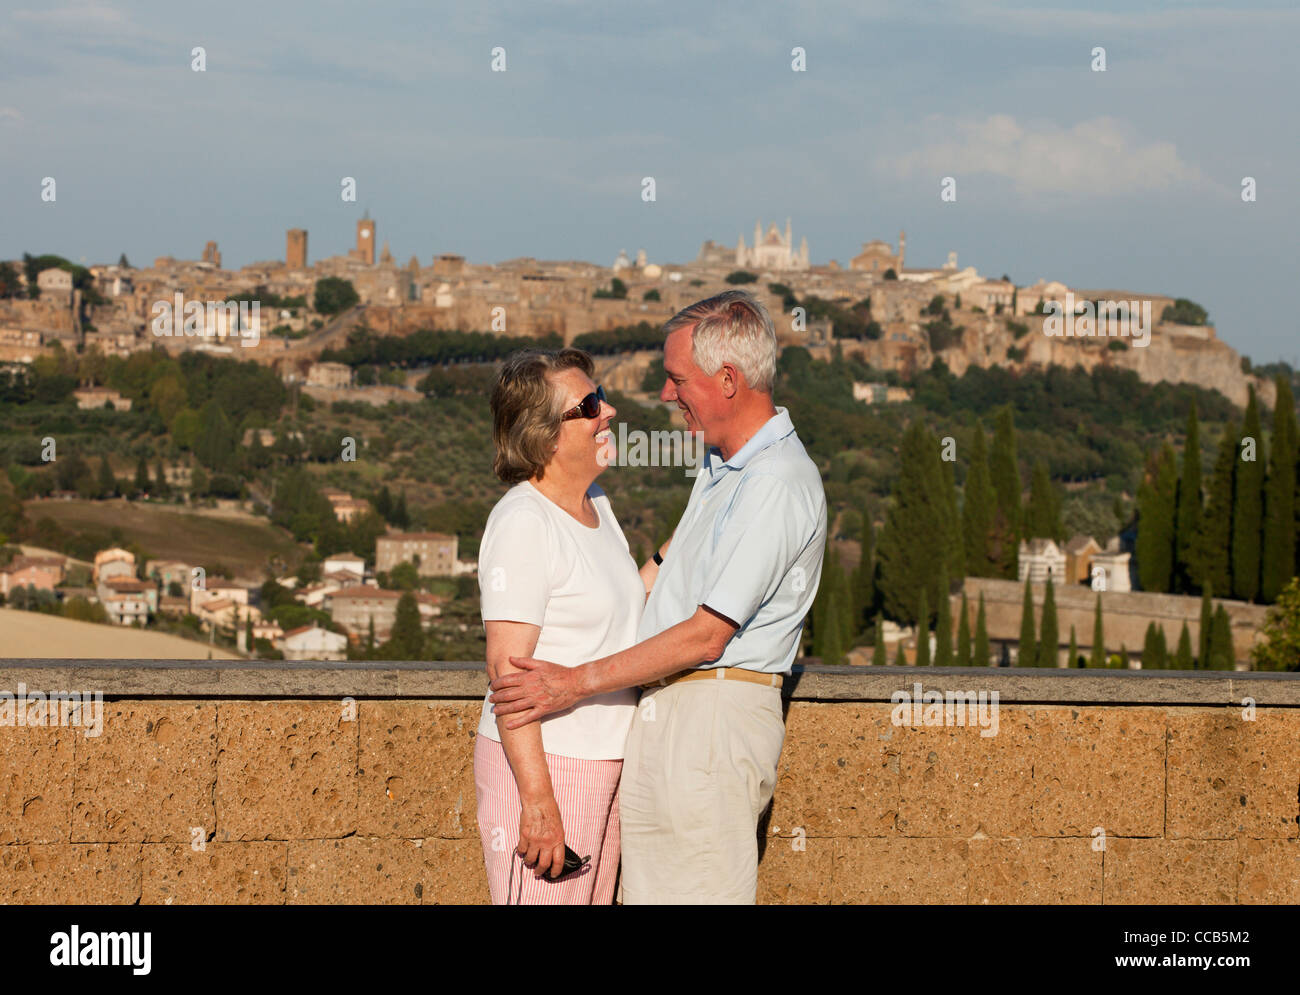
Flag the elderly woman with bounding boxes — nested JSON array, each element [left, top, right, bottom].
[[474, 347, 666, 904]]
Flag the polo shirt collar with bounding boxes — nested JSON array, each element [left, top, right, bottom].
[[706, 407, 795, 476]]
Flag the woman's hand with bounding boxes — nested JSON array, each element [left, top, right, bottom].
[[517, 792, 567, 880]]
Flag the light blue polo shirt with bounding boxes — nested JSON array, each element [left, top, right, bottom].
[[638, 406, 827, 675]]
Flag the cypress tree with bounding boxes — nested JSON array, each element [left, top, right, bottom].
[[1141, 622, 1165, 669], [1198, 424, 1237, 596], [989, 406, 1022, 579], [1174, 621, 1194, 669], [822, 585, 846, 665], [956, 591, 971, 667], [894, 641, 907, 667], [835, 553, 855, 650], [878, 420, 960, 624], [962, 420, 998, 578], [974, 592, 990, 667], [134, 454, 149, 495], [97, 455, 116, 498], [1175, 402, 1204, 593], [389, 592, 424, 660], [1067, 625, 1080, 668], [1089, 594, 1106, 668], [1209, 604, 1234, 669], [940, 455, 965, 584], [1198, 585, 1213, 669], [1262, 376, 1298, 602], [915, 588, 931, 667], [1026, 460, 1063, 541], [154, 459, 169, 497], [1232, 387, 1264, 602], [934, 567, 953, 666], [1017, 577, 1037, 667], [851, 514, 876, 633], [1037, 576, 1059, 668], [873, 613, 887, 666], [1136, 443, 1178, 593], [1154, 624, 1168, 669]]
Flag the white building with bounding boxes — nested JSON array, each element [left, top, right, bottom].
[[735, 219, 809, 272], [1018, 538, 1068, 585], [279, 623, 349, 661]]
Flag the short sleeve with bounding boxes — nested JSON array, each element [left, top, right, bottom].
[[700, 474, 813, 628], [479, 507, 550, 625]]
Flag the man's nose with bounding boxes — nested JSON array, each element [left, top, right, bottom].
[[660, 379, 674, 402]]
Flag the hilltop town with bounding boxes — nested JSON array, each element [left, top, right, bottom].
[[0, 219, 1291, 668], [0, 218, 1275, 411]]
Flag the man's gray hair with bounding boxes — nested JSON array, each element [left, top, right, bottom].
[[662, 289, 777, 393]]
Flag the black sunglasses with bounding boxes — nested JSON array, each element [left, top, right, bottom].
[[560, 385, 606, 421]]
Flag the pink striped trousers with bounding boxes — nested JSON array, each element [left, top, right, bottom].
[[473, 733, 623, 905]]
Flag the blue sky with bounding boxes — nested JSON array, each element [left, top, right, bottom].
[[2, 0, 1296, 363]]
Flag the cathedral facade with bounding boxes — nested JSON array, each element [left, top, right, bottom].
[[735, 219, 810, 272]]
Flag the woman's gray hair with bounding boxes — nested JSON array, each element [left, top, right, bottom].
[[662, 289, 777, 393]]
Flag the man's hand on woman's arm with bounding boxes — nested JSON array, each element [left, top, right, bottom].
[[485, 620, 566, 880]]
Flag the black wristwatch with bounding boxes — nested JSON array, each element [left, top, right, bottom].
[[652, 550, 663, 566]]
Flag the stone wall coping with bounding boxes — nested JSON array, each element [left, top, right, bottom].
[[1, 661, 1298, 706]]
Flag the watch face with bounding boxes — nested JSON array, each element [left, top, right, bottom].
[[361, 230, 370, 238]]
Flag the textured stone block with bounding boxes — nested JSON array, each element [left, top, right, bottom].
[[968, 837, 1101, 904], [757, 834, 833, 904], [141, 842, 287, 904], [770, 703, 898, 837], [1166, 708, 1300, 839], [1030, 706, 1165, 838], [216, 702, 357, 841], [286, 836, 488, 904], [1104, 838, 1235, 904], [896, 703, 1034, 837], [356, 701, 480, 839], [72, 702, 216, 843], [0, 724, 73, 844], [829, 838, 967, 904], [1236, 838, 1300, 904], [0, 844, 140, 903]]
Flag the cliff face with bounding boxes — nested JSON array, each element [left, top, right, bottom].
[[906, 311, 1277, 412]]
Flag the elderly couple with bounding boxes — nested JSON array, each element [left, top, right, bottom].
[[473, 289, 827, 904]]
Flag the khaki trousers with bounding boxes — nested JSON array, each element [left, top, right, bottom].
[[618, 678, 785, 904]]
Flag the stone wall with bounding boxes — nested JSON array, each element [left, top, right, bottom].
[[1, 662, 1297, 904]]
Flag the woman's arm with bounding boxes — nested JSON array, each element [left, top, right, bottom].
[[485, 619, 566, 880], [637, 532, 675, 598]]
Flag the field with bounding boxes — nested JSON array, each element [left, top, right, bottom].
[[0, 608, 240, 660], [21, 498, 304, 579]]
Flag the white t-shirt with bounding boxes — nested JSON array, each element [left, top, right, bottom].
[[476, 480, 643, 760]]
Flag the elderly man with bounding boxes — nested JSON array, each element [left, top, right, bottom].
[[489, 289, 827, 904]]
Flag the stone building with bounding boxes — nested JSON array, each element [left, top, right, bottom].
[[375, 532, 458, 578], [735, 219, 809, 272]]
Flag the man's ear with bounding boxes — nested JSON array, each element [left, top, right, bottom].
[[719, 363, 740, 398]]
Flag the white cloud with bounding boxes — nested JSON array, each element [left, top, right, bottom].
[[877, 113, 1215, 197], [0, 107, 21, 123]]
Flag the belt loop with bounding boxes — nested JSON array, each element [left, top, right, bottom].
[[715, 669, 725, 679]]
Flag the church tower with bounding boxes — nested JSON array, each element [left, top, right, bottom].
[[898, 229, 906, 270], [356, 213, 375, 266]]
